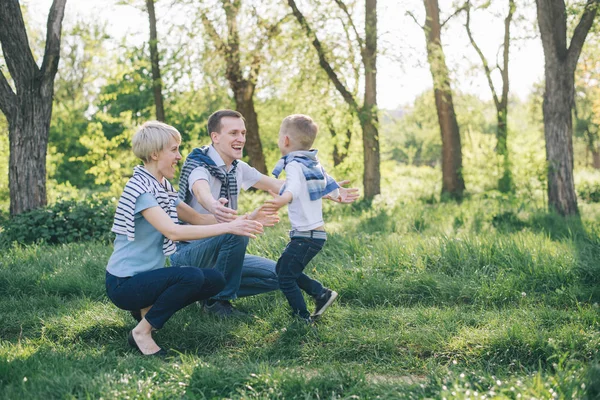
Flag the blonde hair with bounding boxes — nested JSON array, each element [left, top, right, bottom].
[[132, 121, 181, 162], [280, 114, 318, 149]]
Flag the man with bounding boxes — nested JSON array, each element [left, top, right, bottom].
[[171, 109, 358, 316]]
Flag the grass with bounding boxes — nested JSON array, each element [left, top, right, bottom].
[[1, 191, 600, 399]]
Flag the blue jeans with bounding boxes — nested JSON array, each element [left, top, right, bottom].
[[105, 267, 225, 329], [275, 237, 326, 319], [170, 234, 278, 301]]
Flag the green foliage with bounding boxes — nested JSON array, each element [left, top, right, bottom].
[[0, 199, 115, 247]]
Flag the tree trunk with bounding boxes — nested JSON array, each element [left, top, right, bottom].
[[592, 146, 600, 169], [146, 0, 165, 122], [329, 125, 352, 166], [0, 0, 67, 215], [232, 81, 267, 174], [496, 106, 513, 192], [424, 0, 465, 199], [543, 66, 578, 215], [8, 89, 51, 215], [535, 0, 597, 215], [362, 0, 381, 199]]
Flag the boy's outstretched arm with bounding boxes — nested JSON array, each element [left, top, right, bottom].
[[264, 190, 293, 210], [246, 204, 280, 227], [324, 180, 360, 203]]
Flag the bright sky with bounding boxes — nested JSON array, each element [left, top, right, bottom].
[[24, 0, 544, 110]]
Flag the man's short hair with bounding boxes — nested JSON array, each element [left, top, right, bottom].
[[132, 121, 181, 162], [207, 109, 245, 135], [280, 114, 318, 149]]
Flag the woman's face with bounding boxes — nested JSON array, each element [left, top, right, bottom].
[[156, 136, 182, 180]]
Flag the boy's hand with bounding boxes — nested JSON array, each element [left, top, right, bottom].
[[247, 204, 280, 227], [325, 180, 360, 203], [226, 215, 264, 239], [211, 198, 238, 223], [264, 190, 293, 210]]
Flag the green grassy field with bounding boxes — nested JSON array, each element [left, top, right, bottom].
[[1, 190, 600, 399]]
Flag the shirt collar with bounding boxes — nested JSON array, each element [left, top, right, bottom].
[[207, 145, 226, 168]]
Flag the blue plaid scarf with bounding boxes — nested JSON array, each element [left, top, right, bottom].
[[271, 150, 339, 201], [178, 146, 239, 210], [112, 166, 179, 255]]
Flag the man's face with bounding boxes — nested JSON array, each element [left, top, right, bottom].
[[211, 116, 246, 165]]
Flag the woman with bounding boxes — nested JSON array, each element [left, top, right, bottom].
[[106, 121, 263, 356]]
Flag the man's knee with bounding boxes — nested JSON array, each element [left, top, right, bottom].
[[224, 233, 249, 247]]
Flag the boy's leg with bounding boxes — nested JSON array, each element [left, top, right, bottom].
[[276, 239, 323, 319], [236, 254, 279, 298], [170, 234, 248, 301]]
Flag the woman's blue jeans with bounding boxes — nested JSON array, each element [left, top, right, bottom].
[[105, 267, 225, 329], [275, 237, 326, 319]]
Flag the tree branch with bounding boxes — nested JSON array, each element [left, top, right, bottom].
[[441, 4, 467, 28], [464, 1, 499, 109], [287, 0, 359, 112], [333, 0, 364, 54], [0, 0, 40, 90], [40, 0, 67, 93], [0, 67, 16, 118], [406, 11, 424, 30], [199, 11, 225, 51], [567, 0, 599, 73]]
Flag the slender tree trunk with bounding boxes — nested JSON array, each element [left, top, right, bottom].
[[362, 0, 381, 198], [329, 126, 352, 166], [0, 0, 67, 215], [496, 104, 513, 192], [424, 0, 465, 199], [231, 81, 267, 174], [146, 0, 165, 122], [543, 66, 578, 214], [535, 0, 597, 215], [592, 146, 600, 169]]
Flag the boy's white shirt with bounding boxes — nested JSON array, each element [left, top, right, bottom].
[[186, 145, 262, 214], [283, 162, 340, 231]]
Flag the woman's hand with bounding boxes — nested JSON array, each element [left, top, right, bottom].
[[225, 215, 264, 238]]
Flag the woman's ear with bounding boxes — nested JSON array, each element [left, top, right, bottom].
[[150, 151, 159, 161]]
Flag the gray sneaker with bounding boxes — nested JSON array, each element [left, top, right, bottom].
[[204, 300, 248, 318], [312, 289, 338, 318]]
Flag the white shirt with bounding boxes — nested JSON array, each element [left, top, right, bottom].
[[187, 145, 262, 214], [283, 162, 339, 231]]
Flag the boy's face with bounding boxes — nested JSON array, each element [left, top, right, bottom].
[[211, 116, 246, 165]]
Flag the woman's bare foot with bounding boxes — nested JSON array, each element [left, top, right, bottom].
[[131, 319, 161, 355]]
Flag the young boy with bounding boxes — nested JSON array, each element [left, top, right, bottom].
[[266, 114, 352, 323]]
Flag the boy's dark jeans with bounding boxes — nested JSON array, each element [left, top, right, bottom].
[[275, 237, 326, 319]]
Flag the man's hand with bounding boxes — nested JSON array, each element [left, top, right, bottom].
[[264, 190, 293, 210], [225, 215, 264, 239], [324, 180, 360, 203], [248, 204, 280, 227], [211, 198, 238, 223]]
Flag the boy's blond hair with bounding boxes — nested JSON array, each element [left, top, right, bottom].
[[280, 114, 318, 150], [132, 121, 181, 162]]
